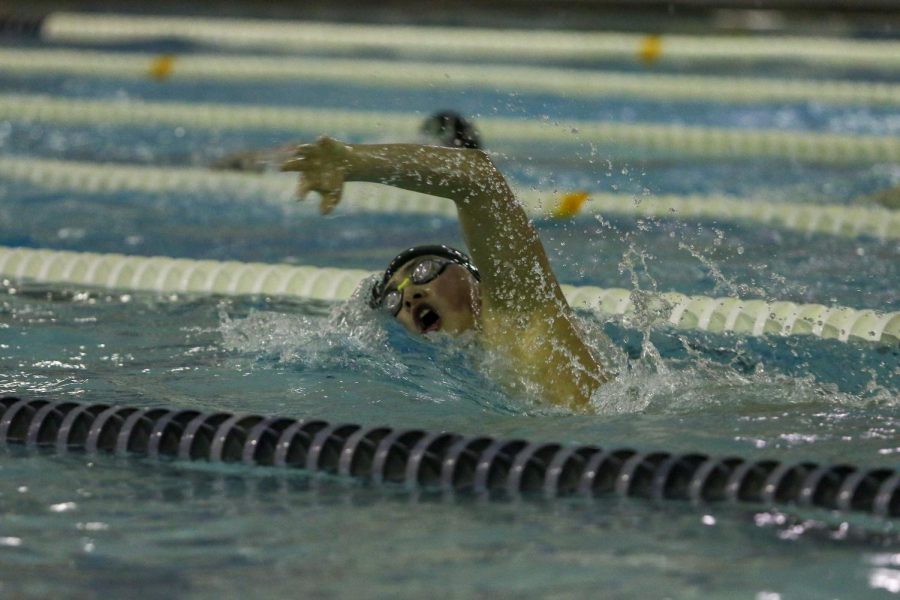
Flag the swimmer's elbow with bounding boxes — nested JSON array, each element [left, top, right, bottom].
[[467, 148, 490, 162], [461, 149, 514, 199], [463, 148, 498, 176]]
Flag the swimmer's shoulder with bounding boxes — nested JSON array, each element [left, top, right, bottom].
[[479, 304, 608, 409]]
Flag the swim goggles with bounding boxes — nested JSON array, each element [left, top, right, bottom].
[[381, 258, 453, 316], [369, 244, 480, 312]]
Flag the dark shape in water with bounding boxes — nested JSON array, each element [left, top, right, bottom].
[[421, 110, 483, 150]]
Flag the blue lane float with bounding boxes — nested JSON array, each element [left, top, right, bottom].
[[1, 396, 898, 518]]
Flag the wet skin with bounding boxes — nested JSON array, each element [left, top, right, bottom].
[[384, 257, 481, 336], [282, 138, 610, 409]]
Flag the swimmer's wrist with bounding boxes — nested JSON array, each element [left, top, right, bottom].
[[339, 143, 399, 183]]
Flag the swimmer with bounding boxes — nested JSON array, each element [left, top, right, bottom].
[[419, 110, 482, 150], [281, 136, 611, 411], [213, 110, 481, 172]]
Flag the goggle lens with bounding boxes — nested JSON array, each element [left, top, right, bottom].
[[383, 289, 402, 316], [411, 259, 443, 284]]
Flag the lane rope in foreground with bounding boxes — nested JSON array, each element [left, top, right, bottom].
[[3, 48, 900, 107], [2, 94, 898, 164], [1, 157, 896, 240], [1, 396, 898, 519], [34, 12, 900, 68], [2, 246, 897, 344]]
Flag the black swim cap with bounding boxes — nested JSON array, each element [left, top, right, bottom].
[[369, 244, 480, 309], [420, 111, 482, 150]]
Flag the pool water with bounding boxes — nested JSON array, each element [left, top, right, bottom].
[[1, 15, 899, 599]]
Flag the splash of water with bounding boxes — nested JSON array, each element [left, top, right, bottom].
[[218, 277, 407, 379], [216, 277, 522, 413]]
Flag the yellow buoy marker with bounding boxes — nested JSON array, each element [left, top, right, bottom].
[[638, 35, 663, 63], [148, 54, 176, 80], [553, 191, 590, 219]]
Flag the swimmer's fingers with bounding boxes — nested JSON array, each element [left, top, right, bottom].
[[320, 189, 342, 215], [280, 155, 307, 172], [289, 167, 344, 210], [317, 168, 345, 214], [283, 154, 327, 202], [295, 177, 313, 202], [281, 137, 343, 169], [294, 177, 342, 212], [280, 137, 348, 207], [280, 143, 317, 173]]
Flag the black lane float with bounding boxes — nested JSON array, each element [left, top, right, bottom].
[[1, 396, 897, 518]]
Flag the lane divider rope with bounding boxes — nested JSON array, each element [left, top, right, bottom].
[[2, 246, 897, 344], [1, 157, 896, 240], [3, 48, 900, 107], [34, 12, 900, 69], [2, 94, 898, 164], [1, 396, 898, 519]]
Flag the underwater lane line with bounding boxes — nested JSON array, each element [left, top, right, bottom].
[[1, 246, 897, 345], [34, 12, 900, 68], [1, 94, 898, 164], [0, 157, 896, 240], [3, 48, 899, 107]]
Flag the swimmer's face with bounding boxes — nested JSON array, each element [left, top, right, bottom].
[[384, 257, 480, 336]]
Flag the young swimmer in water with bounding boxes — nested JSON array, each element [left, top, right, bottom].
[[282, 136, 611, 410]]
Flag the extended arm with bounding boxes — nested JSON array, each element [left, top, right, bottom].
[[283, 139, 556, 311], [283, 138, 609, 408]]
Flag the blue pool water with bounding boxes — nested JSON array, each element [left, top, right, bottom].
[[1, 18, 899, 599]]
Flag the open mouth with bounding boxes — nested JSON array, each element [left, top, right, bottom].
[[414, 303, 442, 333]]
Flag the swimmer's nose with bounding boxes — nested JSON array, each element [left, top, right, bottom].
[[405, 291, 424, 308]]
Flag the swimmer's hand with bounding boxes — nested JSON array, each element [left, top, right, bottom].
[[280, 136, 350, 214]]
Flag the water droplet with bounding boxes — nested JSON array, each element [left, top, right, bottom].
[[50, 502, 77, 513], [0, 537, 22, 547]]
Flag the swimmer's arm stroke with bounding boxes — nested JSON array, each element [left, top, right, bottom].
[[282, 137, 609, 408], [281, 138, 553, 309]]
